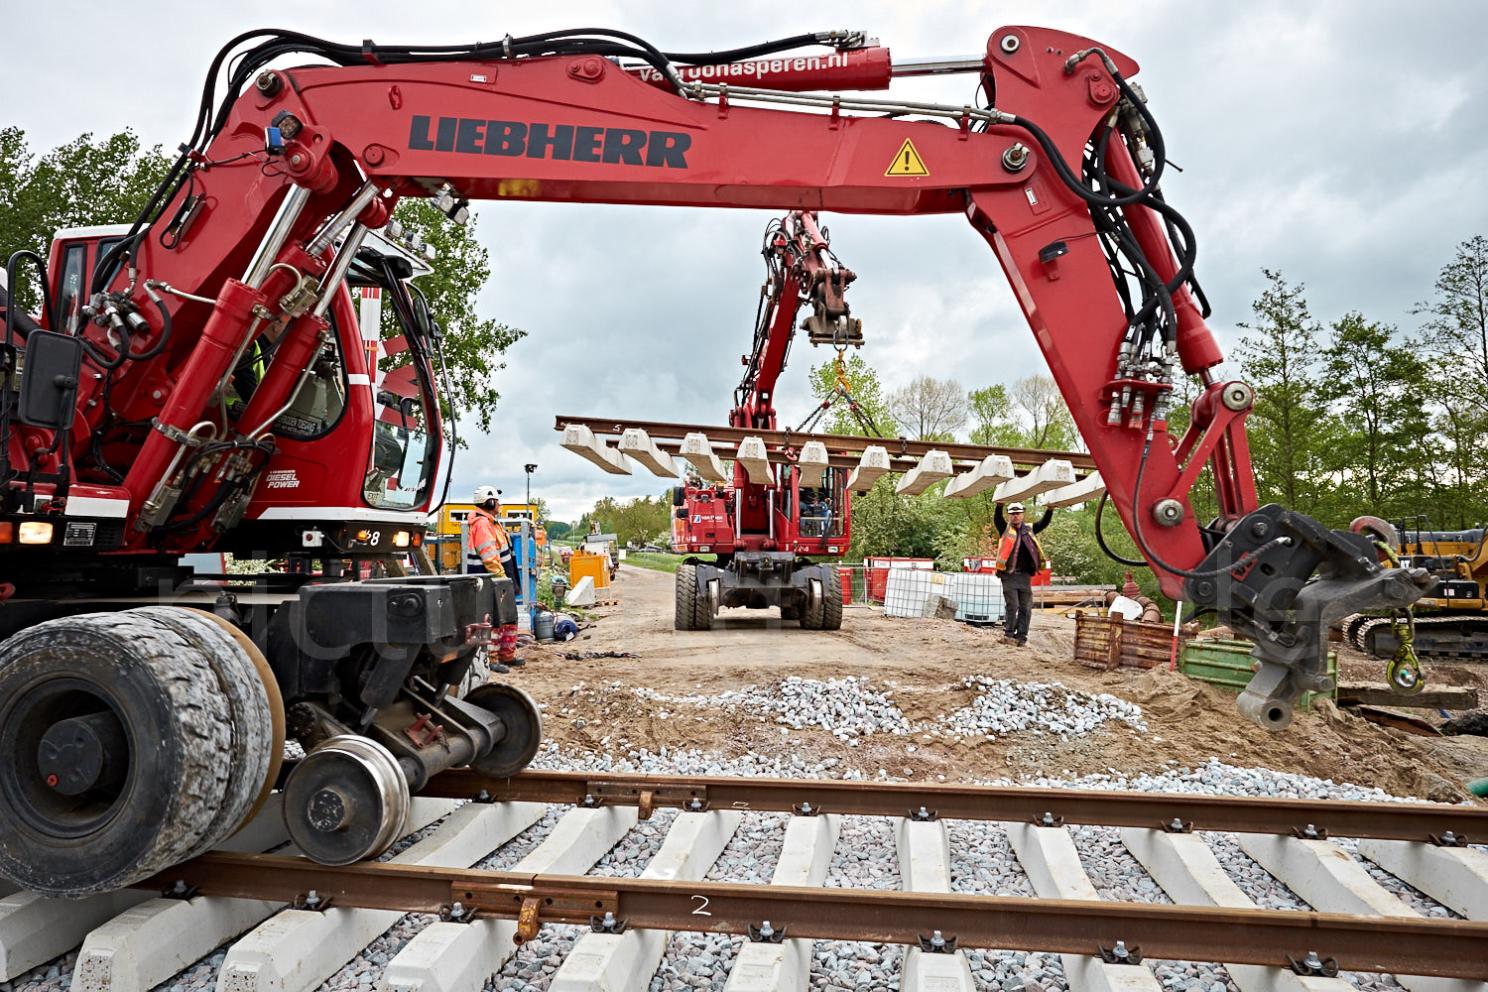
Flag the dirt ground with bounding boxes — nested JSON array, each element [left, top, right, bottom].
[[514, 566, 1488, 802]]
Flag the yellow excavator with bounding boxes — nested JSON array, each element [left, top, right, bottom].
[[1345, 521, 1488, 661]]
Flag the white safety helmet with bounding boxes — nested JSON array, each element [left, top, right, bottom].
[[474, 485, 501, 505]]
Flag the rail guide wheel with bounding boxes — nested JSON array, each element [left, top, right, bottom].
[[465, 682, 545, 777], [283, 735, 412, 866], [0, 607, 281, 897]]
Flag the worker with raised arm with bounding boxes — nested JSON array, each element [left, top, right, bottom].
[[994, 501, 1054, 647], [466, 485, 524, 671]]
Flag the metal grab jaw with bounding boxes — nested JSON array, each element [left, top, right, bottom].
[[1184, 504, 1433, 731]]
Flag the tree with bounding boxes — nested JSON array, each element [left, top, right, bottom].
[[389, 201, 525, 433], [805, 353, 892, 436], [0, 128, 171, 309], [887, 375, 967, 441], [0, 128, 524, 434], [1009, 375, 1077, 449], [585, 494, 671, 547], [966, 384, 1025, 446], [1413, 236, 1488, 527], [1416, 235, 1488, 412], [1233, 270, 1326, 513], [1318, 313, 1431, 519]]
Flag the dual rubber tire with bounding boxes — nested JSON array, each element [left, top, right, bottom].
[[799, 565, 844, 631], [0, 607, 280, 897], [674, 563, 715, 631]]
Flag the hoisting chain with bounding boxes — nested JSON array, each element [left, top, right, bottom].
[[1373, 540, 1425, 694]]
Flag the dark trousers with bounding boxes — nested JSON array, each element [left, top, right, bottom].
[[1000, 572, 1033, 641]]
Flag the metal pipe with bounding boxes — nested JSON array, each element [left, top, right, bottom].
[[243, 186, 312, 287], [312, 223, 370, 318], [306, 183, 379, 257], [889, 55, 984, 77]]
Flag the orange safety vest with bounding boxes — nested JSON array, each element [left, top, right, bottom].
[[995, 525, 1046, 575], [466, 508, 511, 573]]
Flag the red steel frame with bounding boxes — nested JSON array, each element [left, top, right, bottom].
[[8, 26, 1258, 596]]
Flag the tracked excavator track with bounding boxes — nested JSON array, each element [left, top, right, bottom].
[[1344, 612, 1488, 662]]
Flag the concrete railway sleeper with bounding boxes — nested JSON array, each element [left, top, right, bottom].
[[134, 850, 1488, 981]]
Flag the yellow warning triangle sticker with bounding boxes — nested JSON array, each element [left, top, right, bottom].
[[884, 138, 929, 177]]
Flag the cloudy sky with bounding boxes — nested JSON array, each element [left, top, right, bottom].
[[6, 1, 1486, 521]]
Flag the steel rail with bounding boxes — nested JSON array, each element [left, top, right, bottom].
[[144, 852, 1488, 979], [554, 414, 1098, 469], [424, 770, 1488, 843]]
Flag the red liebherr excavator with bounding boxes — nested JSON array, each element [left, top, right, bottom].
[[0, 25, 1430, 896], [671, 210, 861, 631]]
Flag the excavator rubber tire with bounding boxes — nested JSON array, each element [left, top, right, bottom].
[[799, 565, 843, 631], [0, 611, 237, 897], [465, 682, 546, 778], [674, 564, 714, 631], [132, 607, 276, 853]]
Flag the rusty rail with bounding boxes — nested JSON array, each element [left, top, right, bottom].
[[423, 769, 1488, 843], [144, 852, 1488, 979], [554, 415, 1098, 470]]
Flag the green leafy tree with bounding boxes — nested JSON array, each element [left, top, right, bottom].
[[586, 494, 671, 547], [1413, 235, 1488, 526], [1318, 313, 1432, 519], [0, 128, 171, 309], [1233, 270, 1327, 513], [805, 353, 892, 435], [967, 384, 1025, 446], [389, 201, 525, 433]]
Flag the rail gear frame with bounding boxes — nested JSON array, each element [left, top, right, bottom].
[[0, 23, 1430, 895]]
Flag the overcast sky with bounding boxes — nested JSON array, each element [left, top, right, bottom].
[[6, 1, 1485, 521]]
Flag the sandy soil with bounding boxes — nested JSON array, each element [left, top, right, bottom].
[[513, 566, 1488, 801]]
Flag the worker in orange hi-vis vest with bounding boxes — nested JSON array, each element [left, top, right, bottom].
[[993, 501, 1053, 648], [466, 485, 524, 671]]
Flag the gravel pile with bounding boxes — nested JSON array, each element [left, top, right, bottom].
[[808, 942, 904, 991], [638, 675, 913, 739], [490, 924, 583, 992], [963, 948, 1067, 991], [935, 676, 1147, 739], [1332, 836, 1459, 919], [948, 820, 1035, 897], [633, 673, 1149, 744], [825, 816, 901, 891], [592, 809, 679, 879], [1200, 833, 1309, 910], [477, 805, 565, 871]]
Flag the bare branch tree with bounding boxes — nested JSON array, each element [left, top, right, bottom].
[[888, 375, 967, 440]]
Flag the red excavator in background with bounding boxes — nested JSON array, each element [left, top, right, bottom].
[[671, 210, 862, 631], [0, 23, 1432, 897]]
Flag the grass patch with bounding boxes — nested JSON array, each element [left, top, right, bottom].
[[624, 551, 688, 573]]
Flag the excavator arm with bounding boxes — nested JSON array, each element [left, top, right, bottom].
[[10, 25, 1430, 727], [733, 211, 857, 432]]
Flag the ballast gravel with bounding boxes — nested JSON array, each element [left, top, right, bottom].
[[631, 673, 1147, 742]]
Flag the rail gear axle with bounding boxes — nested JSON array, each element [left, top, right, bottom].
[[0, 22, 1431, 895]]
